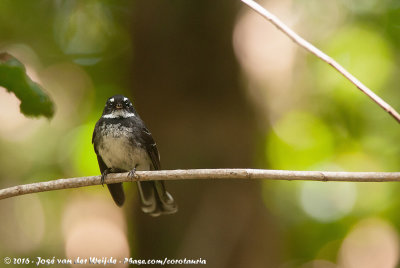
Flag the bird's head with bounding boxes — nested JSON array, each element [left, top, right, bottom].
[[102, 95, 136, 119]]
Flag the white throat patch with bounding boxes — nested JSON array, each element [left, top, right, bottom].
[[102, 109, 135, 119]]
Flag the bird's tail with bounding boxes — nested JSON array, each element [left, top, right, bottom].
[[137, 181, 177, 216], [107, 183, 125, 207]]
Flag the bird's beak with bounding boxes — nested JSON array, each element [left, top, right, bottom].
[[116, 103, 123, 109]]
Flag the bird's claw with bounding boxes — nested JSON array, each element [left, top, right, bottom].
[[100, 168, 112, 187], [100, 175, 105, 187], [102, 167, 137, 185], [128, 165, 139, 181]]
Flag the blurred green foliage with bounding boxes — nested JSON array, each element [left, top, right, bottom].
[[0, 53, 54, 118], [267, 111, 334, 170], [71, 123, 101, 177], [262, 1, 400, 264]]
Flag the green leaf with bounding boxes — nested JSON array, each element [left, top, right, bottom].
[[0, 52, 55, 119]]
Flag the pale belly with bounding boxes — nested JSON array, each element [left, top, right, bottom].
[[98, 135, 151, 171]]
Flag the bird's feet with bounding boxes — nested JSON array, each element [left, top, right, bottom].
[[101, 168, 111, 186], [101, 168, 126, 186], [128, 164, 139, 181]]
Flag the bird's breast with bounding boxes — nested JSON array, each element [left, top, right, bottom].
[[96, 123, 151, 171]]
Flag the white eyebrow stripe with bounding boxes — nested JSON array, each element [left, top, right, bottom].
[[123, 97, 128, 101], [110, 98, 115, 102]]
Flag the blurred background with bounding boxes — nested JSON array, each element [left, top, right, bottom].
[[0, 0, 400, 267]]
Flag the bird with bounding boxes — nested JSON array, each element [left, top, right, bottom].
[[92, 94, 177, 216]]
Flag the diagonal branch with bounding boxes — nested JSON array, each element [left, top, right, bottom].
[[1, 169, 400, 200], [241, 0, 400, 123]]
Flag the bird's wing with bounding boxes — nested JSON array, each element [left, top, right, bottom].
[[92, 122, 98, 145], [92, 120, 100, 153], [142, 127, 161, 170], [96, 154, 108, 173], [92, 120, 107, 172]]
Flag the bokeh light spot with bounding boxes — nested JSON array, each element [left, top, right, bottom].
[[300, 259, 338, 268], [300, 182, 357, 222], [63, 195, 129, 267], [339, 218, 399, 268], [233, 1, 296, 85], [0, 196, 45, 253], [54, 1, 114, 58]]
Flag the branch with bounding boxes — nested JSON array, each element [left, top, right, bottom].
[[1, 169, 400, 200], [241, 0, 400, 124]]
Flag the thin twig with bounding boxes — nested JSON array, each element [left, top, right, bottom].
[[241, 0, 400, 124], [1, 169, 400, 200]]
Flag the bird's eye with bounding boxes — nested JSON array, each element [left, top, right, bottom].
[[124, 100, 129, 105]]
